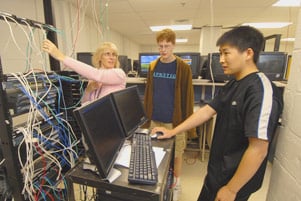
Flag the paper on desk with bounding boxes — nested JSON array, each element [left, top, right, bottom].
[[115, 144, 131, 167], [114, 145, 166, 168], [107, 168, 122, 183], [153, 147, 165, 167]]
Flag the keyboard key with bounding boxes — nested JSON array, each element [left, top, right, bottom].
[[128, 133, 158, 185]]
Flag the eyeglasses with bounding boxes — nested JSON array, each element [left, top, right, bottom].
[[158, 44, 172, 50], [103, 52, 118, 58]]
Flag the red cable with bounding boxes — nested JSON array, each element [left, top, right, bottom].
[[34, 142, 47, 200]]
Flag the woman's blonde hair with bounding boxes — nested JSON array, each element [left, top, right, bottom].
[[91, 42, 120, 68], [85, 42, 120, 94]]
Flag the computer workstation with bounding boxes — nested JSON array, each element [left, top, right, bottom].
[[133, 51, 288, 163], [68, 86, 174, 201], [204, 51, 289, 83], [199, 51, 288, 101], [138, 52, 201, 79], [77, 50, 289, 85], [73, 92, 126, 179], [127, 51, 288, 117]]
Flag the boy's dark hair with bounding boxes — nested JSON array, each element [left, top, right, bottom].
[[216, 26, 264, 63]]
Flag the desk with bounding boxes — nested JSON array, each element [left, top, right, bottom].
[[126, 76, 287, 111], [127, 77, 286, 101], [127, 77, 287, 86], [66, 138, 174, 201]]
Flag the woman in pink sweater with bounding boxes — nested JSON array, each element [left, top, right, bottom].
[[42, 40, 126, 103]]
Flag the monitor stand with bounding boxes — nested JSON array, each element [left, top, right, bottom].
[[127, 71, 138, 77], [82, 157, 121, 183], [127, 64, 138, 77]]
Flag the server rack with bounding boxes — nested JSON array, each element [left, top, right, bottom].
[[0, 67, 83, 200], [0, 5, 83, 200]]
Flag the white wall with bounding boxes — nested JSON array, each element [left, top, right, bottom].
[[0, 0, 46, 73], [0, 0, 295, 74], [0, 0, 141, 73], [51, 0, 141, 61], [141, 41, 293, 56], [265, 40, 294, 54], [141, 44, 200, 53], [266, 8, 301, 201]]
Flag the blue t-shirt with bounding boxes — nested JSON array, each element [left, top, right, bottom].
[[152, 60, 176, 123]]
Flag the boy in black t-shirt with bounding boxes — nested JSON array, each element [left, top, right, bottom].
[[151, 26, 283, 201]]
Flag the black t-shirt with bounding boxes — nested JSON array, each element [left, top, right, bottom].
[[207, 72, 283, 196]]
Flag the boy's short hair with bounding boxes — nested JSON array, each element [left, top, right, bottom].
[[156, 28, 176, 44], [216, 26, 264, 63]]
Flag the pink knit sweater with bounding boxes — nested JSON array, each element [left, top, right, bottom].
[[63, 57, 126, 103]]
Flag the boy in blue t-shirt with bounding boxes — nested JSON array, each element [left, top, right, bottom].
[[144, 28, 195, 201]]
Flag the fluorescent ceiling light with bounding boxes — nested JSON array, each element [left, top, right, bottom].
[[242, 22, 292, 28], [281, 38, 295, 42], [176, 38, 188, 43], [273, 0, 301, 7], [150, 24, 192, 32]]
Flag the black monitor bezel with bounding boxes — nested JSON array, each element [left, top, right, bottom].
[[257, 51, 288, 81], [77, 52, 93, 66], [111, 86, 148, 137], [73, 95, 125, 178], [174, 52, 201, 79], [118, 55, 130, 74], [205, 52, 232, 82], [205, 52, 288, 82]]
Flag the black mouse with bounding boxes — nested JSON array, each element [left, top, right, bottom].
[[150, 131, 164, 139]]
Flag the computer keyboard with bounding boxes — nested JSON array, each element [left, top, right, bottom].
[[128, 133, 158, 185]]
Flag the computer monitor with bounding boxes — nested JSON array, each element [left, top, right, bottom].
[[138, 52, 201, 78], [133, 60, 140, 73], [205, 53, 232, 82], [257, 52, 288, 81], [199, 55, 208, 79], [77, 52, 93, 66], [127, 58, 132, 72], [204, 52, 288, 82], [73, 95, 125, 178], [285, 55, 292, 80], [111, 86, 147, 137], [118, 55, 130, 74], [175, 52, 201, 79], [139, 53, 160, 77]]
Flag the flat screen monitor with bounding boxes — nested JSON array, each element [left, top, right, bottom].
[[199, 55, 208, 78], [257, 52, 288, 81], [139, 53, 160, 77], [175, 52, 201, 79], [111, 86, 147, 137], [127, 58, 132, 72], [205, 53, 232, 82], [73, 95, 125, 178], [118, 55, 130, 74], [77, 52, 93, 66], [133, 60, 140, 73]]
